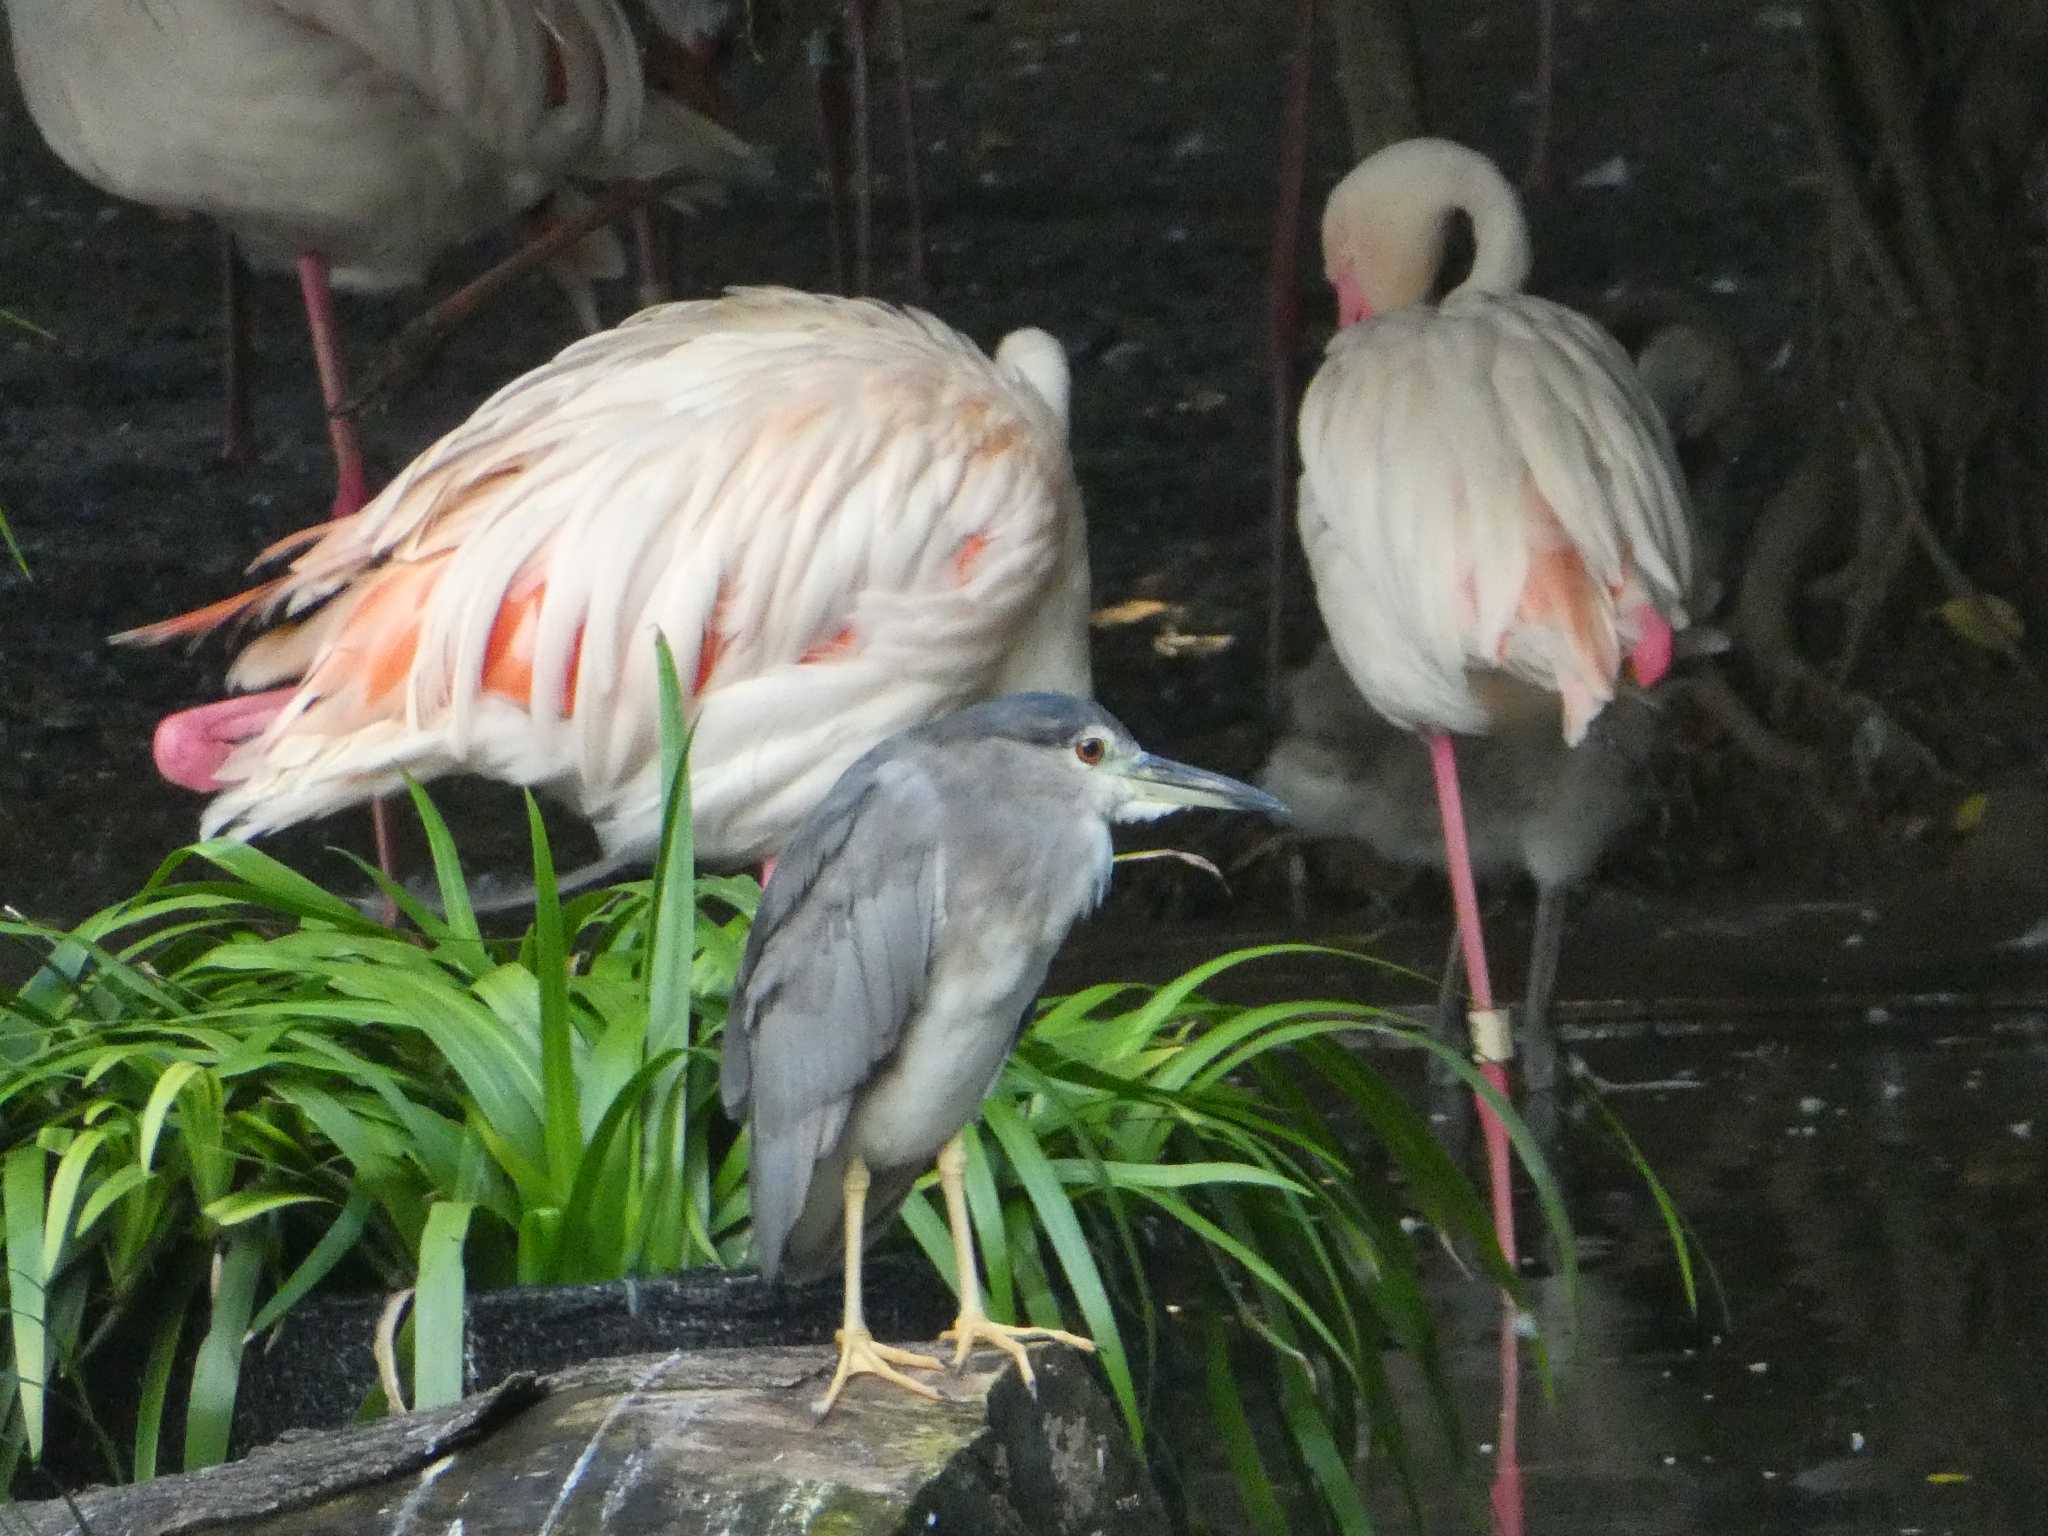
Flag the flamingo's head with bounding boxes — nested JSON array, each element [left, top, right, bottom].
[[1320, 138, 1532, 329]]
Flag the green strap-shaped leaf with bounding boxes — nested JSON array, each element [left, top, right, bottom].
[[248, 1190, 373, 1335], [645, 634, 697, 1060], [133, 1261, 200, 1482], [3, 1146, 49, 1458], [526, 795, 581, 1208], [138, 1061, 203, 1173], [979, 1097, 1138, 1444], [183, 1227, 264, 1469], [415, 1200, 476, 1409], [406, 779, 489, 975]]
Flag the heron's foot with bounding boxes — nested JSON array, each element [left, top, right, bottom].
[[941, 1309, 1094, 1391], [811, 1327, 943, 1419]]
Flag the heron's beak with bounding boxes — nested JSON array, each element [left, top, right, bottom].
[[1116, 753, 1292, 821]]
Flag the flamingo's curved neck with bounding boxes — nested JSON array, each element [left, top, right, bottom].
[[1443, 167, 1534, 301]]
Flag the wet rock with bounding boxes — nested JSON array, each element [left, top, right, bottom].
[[233, 1258, 952, 1454], [11, 1343, 1164, 1536]]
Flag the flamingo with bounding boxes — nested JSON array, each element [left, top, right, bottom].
[[1296, 137, 1695, 1536], [111, 287, 1092, 888], [1266, 315, 1734, 1102], [4, 0, 767, 521], [1299, 136, 1694, 1078]]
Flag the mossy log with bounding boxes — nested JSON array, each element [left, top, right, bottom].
[[13, 1343, 1165, 1536]]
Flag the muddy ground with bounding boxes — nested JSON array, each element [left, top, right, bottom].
[[1, 0, 2037, 950]]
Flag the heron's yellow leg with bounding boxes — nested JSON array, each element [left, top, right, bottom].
[[935, 1133, 1094, 1389], [813, 1154, 942, 1419]]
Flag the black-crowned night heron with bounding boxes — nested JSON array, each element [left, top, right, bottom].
[[720, 691, 1289, 1416]]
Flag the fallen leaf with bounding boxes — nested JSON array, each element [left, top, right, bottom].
[[1090, 597, 1171, 629], [1926, 1472, 1973, 1485], [1952, 792, 1989, 834], [1152, 625, 1235, 659], [1933, 594, 2023, 651]]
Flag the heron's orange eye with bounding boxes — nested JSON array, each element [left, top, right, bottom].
[[1074, 736, 1107, 766]]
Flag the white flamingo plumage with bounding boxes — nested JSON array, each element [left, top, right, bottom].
[[5, 0, 767, 517], [1301, 143, 1693, 753], [113, 287, 1092, 878]]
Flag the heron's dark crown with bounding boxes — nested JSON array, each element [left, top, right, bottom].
[[918, 691, 1130, 750]]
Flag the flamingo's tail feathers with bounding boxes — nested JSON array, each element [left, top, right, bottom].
[[111, 576, 294, 649], [247, 519, 336, 572]]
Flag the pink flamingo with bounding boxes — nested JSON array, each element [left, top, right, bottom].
[[6, 0, 765, 522], [111, 288, 1091, 889], [1298, 136, 1697, 1535]]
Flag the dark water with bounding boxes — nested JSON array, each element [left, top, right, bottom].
[[1366, 1014, 2048, 1535]]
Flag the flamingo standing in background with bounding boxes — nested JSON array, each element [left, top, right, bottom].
[[112, 287, 1092, 888], [1265, 316, 1735, 1109], [1297, 136, 1695, 1536], [4, 0, 767, 522]]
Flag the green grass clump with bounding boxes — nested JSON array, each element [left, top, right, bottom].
[[0, 646, 1578, 1532]]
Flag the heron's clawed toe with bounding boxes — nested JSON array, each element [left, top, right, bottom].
[[811, 1327, 944, 1419], [940, 1310, 1094, 1390]]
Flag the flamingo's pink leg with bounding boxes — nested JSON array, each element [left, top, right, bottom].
[[1427, 730, 1524, 1536], [1628, 606, 1675, 687], [630, 199, 668, 309], [296, 251, 397, 892], [294, 252, 368, 522]]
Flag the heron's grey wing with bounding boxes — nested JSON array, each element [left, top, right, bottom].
[[719, 756, 943, 1280]]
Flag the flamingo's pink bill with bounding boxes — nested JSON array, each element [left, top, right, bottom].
[[1627, 609, 1676, 689], [1333, 271, 1374, 327], [151, 687, 295, 791]]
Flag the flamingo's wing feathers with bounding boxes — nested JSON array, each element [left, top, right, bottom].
[[182, 291, 1084, 866], [269, 0, 639, 160], [1484, 296, 1693, 611], [1297, 291, 1695, 742]]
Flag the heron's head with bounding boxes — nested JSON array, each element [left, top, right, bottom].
[[931, 693, 1291, 826], [1320, 138, 1532, 326]]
